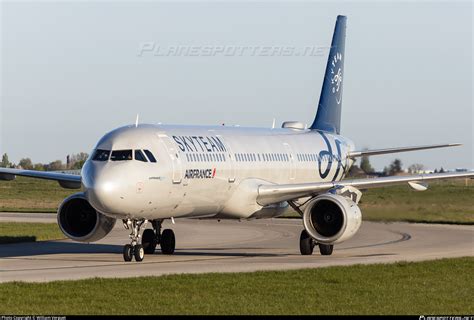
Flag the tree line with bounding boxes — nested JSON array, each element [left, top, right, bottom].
[[0, 153, 89, 171], [360, 156, 407, 176], [354, 155, 445, 177]]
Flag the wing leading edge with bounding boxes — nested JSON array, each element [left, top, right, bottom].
[[257, 171, 474, 206], [0, 168, 81, 189]]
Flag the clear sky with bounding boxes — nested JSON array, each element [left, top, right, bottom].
[[1, 1, 472, 171]]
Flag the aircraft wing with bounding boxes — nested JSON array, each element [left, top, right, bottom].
[[257, 171, 474, 206], [0, 168, 82, 189], [347, 143, 461, 158]]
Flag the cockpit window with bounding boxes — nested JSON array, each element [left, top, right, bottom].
[[144, 150, 157, 163], [111, 150, 133, 161], [135, 150, 148, 162], [92, 149, 110, 161]]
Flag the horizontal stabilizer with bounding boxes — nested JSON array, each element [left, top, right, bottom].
[[347, 143, 462, 158]]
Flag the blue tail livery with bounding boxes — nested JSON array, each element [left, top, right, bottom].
[[310, 15, 347, 134]]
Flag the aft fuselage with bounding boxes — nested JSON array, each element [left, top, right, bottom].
[[81, 124, 356, 220]]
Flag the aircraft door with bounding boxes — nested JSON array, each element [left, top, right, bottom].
[[158, 134, 183, 184], [283, 143, 296, 180], [218, 135, 235, 183]]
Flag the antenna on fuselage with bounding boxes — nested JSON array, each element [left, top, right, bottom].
[[272, 118, 276, 129], [135, 114, 139, 128]]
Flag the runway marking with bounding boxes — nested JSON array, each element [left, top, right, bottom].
[[0, 252, 288, 273], [351, 253, 396, 258], [340, 232, 411, 250]]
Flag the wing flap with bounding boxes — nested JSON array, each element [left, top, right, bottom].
[[257, 171, 474, 206]]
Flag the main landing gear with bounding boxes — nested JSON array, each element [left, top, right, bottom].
[[122, 219, 176, 262], [299, 230, 334, 256], [141, 220, 176, 255]]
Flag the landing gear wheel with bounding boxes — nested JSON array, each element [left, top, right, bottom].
[[142, 229, 157, 254], [299, 230, 315, 255], [123, 244, 133, 262], [122, 219, 148, 262], [319, 244, 334, 256], [134, 244, 145, 262], [160, 229, 176, 255]]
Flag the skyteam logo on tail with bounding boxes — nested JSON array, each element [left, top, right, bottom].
[[330, 52, 343, 104], [309, 15, 345, 133]]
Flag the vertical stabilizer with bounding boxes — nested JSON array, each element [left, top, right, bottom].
[[310, 15, 347, 134]]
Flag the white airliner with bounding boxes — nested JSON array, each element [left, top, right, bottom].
[[1, 15, 472, 262]]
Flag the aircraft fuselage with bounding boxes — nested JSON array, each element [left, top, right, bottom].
[[82, 124, 356, 220]]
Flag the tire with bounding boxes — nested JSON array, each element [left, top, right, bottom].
[[299, 230, 314, 255], [142, 229, 157, 254], [123, 244, 133, 262], [319, 243, 334, 256], [160, 229, 175, 255], [134, 244, 145, 262]]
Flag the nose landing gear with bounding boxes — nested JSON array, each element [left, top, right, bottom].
[[122, 219, 147, 262]]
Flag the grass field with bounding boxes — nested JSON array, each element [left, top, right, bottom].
[[0, 177, 473, 224], [0, 177, 74, 212], [0, 257, 472, 315], [359, 181, 474, 224], [0, 222, 64, 244]]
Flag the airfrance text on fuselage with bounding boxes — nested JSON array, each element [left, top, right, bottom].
[[184, 168, 216, 179], [173, 136, 227, 153]]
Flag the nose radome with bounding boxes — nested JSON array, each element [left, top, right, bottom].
[[85, 164, 124, 215]]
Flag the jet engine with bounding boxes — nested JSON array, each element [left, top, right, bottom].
[[57, 192, 116, 242], [302, 193, 362, 244]]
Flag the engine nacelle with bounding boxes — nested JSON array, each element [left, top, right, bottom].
[[57, 192, 116, 242], [302, 193, 362, 244]]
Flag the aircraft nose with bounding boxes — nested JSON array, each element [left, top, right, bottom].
[[83, 162, 127, 215]]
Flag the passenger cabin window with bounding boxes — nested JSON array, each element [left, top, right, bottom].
[[144, 150, 157, 163], [92, 149, 110, 161], [111, 150, 133, 161], [135, 150, 148, 162]]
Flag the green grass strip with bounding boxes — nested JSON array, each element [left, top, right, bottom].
[[0, 222, 64, 244], [1, 257, 472, 315]]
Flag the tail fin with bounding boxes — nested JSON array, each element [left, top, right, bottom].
[[310, 15, 347, 134]]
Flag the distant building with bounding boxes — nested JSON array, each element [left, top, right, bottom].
[[420, 169, 435, 174]]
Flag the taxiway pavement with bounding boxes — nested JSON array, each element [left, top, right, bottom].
[[0, 212, 472, 282]]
